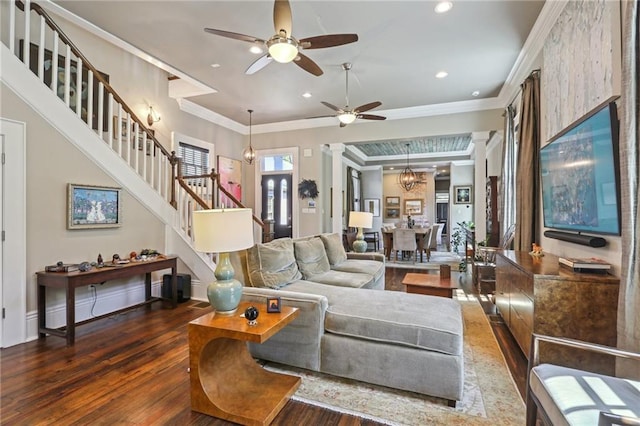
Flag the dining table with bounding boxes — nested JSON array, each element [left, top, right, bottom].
[[382, 227, 432, 262]]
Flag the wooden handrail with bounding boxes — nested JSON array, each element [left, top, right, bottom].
[[16, 0, 171, 160], [177, 169, 267, 236]]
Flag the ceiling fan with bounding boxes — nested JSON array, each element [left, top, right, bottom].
[[313, 63, 387, 127], [203, 0, 358, 76]]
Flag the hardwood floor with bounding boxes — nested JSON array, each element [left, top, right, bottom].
[[1, 266, 527, 425]]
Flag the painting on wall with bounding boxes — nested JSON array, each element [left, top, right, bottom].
[[363, 198, 380, 217], [454, 185, 473, 204], [217, 155, 242, 207], [67, 183, 121, 229], [385, 208, 400, 219], [19, 40, 110, 131], [404, 198, 423, 215]]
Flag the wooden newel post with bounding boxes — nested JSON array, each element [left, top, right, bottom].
[[169, 151, 178, 208]]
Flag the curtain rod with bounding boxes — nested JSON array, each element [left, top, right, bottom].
[[507, 68, 541, 109]]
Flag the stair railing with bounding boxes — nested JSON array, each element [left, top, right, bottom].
[[5, 0, 267, 243], [9, 0, 173, 202], [175, 168, 269, 243]]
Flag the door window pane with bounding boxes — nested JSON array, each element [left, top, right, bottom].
[[279, 179, 288, 225], [266, 179, 274, 220]]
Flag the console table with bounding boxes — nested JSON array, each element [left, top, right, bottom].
[[495, 250, 619, 375], [36, 256, 178, 345]]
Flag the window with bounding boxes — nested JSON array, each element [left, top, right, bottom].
[[266, 179, 274, 220], [279, 179, 288, 225], [179, 142, 209, 185], [261, 154, 293, 172]]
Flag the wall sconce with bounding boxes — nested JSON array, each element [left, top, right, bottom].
[[147, 106, 161, 126]]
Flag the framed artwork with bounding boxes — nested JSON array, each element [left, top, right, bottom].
[[454, 185, 473, 204], [135, 128, 155, 156], [404, 199, 423, 215], [267, 297, 281, 313], [67, 183, 121, 229], [385, 208, 400, 219], [386, 196, 400, 207], [217, 155, 242, 207], [363, 198, 380, 217], [20, 40, 110, 131]]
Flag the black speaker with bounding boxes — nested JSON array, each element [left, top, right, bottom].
[[162, 273, 191, 303], [544, 230, 607, 248]]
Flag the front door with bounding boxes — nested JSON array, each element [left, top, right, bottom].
[[261, 174, 292, 239]]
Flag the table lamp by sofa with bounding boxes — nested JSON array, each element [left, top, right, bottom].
[[192, 208, 254, 314], [349, 211, 373, 253]]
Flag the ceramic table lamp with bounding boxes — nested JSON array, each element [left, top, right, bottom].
[[192, 208, 254, 314], [349, 211, 373, 253]]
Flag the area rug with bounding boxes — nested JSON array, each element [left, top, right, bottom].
[[385, 251, 463, 271], [264, 292, 525, 425]]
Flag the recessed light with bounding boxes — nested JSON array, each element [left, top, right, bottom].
[[435, 1, 453, 14], [472, 90, 480, 97], [435, 71, 448, 79], [249, 45, 263, 55], [210, 63, 221, 68], [302, 92, 312, 98]]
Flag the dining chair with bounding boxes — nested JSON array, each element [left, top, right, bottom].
[[392, 228, 417, 263]]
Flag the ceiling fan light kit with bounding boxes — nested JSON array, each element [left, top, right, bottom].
[[267, 34, 298, 63], [338, 112, 357, 125]]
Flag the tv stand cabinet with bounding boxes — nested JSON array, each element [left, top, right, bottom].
[[495, 250, 619, 375]]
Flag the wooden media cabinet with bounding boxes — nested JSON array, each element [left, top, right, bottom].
[[495, 250, 619, 375]]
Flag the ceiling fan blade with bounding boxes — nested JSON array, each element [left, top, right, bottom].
[[246, 54, 273, 75], [354, 101, 382, 113], [294, 53, 323, 76], [306, 114, 337, 119], [204, 28, 264, 44], [274, 0, 293, 36], [320, 101, 342, 112], [357, 114, 387, 121], [299, 34, 359, 49]]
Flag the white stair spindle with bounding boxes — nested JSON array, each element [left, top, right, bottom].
[[87, 70, 93, 128], [51, 33, 59, 94], [24, 0, 30, 69], [38, 17, 45, 81], [64, 45, 71, 106], [75, 57, 82, 117]]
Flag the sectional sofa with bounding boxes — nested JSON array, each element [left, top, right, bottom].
[[231, 233, 465, 405]]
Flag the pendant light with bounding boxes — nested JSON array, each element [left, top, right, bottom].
[[242, 109, 256, 165], [398, 143, 417, 191]]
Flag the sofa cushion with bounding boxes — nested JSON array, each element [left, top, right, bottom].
[[246, 238, 302, 289], [302, 269, 375, 289], [331, 259, 384, 285], [294, 237, 331, 278], [323, 287, 463, 356], [319, 233, 348, 265]]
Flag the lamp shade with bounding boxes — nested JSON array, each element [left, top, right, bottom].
[[349, 211, 373, 228], [338, 112, 357, 124], [192, 208, 254, 253]]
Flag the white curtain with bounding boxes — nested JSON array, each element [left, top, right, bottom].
[[617, 0, 640, 378]]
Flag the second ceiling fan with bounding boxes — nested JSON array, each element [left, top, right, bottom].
[[314, 63, 387, 127], [204, 0, 358, 76]]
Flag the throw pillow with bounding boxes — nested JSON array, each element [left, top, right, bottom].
[[294, 237, 331, 278], [246, 238, 302, 289], [319, 233, 348, 265]]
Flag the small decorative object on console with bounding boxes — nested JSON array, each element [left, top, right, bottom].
[[267, 297, 281, 313], [244, 306, 259, 326], [45, 262, 79, 272], [558, 257, 611, 272], [529, 243, 544, 257]]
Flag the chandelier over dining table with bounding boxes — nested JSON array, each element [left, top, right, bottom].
[[398, 143, 417, 191]]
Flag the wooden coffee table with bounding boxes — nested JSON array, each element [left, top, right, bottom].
[[188, 302, 300, 425], [402, 272, 459, 298]]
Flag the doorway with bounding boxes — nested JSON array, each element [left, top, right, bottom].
[[0, 118, 27, 347], [261, 174, 293, 239]]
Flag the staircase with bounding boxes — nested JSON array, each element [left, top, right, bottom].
[[1, 0, 265, 297]]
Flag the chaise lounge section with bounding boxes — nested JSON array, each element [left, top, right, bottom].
[[232, 233, 465, 405]]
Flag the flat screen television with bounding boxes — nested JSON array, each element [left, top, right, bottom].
[[540, 99, 621, 236]]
